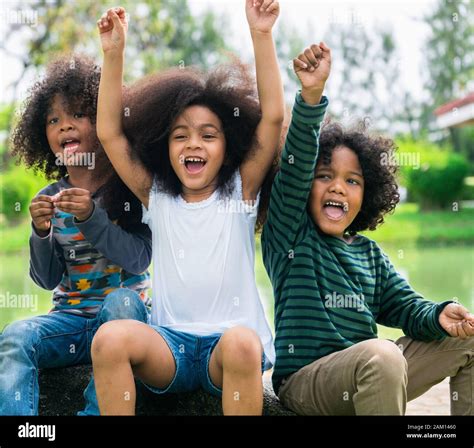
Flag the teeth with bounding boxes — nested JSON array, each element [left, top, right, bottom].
[[185, 157, 205, 163], [325, 201, 343, 207]]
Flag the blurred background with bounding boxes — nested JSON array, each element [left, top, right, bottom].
[[0, 0, 473, 346]]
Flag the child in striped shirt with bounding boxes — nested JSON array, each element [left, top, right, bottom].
[[262, 42, 474, 415]]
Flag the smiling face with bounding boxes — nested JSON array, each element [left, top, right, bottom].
[[168, 105, 226, 201], [45, 95, 95, 163], [308, 145, 365, 239]]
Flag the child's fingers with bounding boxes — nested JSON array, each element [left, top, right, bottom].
[[319, 41, 331, 53], [58, 187, 90, 196], [32, 195, 53, 203], [296, 51, 311, 68], [266, 1, 280, 14], [97, 13, 110, 30], [32, 208, 55, 219], [33, 212, 54, 222], [319, 41, 332, 61], [55, 201, 82, 212], [304, 47, 319, 70], [260, 0, 273, 11], [456, 322, 468, 339], [293, 58, 308, 72], [310, 44, 322, 60], [113, 6, 126, 15], [108, 8, 125, 29], [461, 320, 474, 337], [30, 201, 54, 212]]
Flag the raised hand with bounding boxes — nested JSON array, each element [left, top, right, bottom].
[[29, 195, 55, 236], [246, 0, 280, 34], [97, 6, 128, 53], [53, 188, 94, 222], [293, 42, 332, 104], [439, 303, 474, 339]]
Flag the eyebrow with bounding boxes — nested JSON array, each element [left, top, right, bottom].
[[171, 123, 221, 133], [316, 167, 364, 178]]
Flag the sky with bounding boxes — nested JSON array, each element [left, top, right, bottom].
[[0, 0, 440, 105]]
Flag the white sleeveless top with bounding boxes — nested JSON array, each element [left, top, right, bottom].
[[142, 170, 275, 366]]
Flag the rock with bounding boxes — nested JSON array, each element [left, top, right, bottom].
[[38, 365, 295, 416]]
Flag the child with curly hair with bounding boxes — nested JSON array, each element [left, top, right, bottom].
[[91, 1, 284, 415], [0, 54, 152, 416], [262, 43, 474, 415]]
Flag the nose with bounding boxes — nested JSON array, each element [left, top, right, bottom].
[[328, 178, 346, 195], [186, 133, 201, 150], [60, 119, 74, 132]]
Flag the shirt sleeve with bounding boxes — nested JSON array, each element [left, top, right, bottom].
[[377, 257, 452, 341], [262, 92, 328, 252], [74, 202, 152, 275], [29, 224, 66, 290]]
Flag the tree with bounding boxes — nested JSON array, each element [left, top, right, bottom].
[[1, 0, 230, 165], [422, 0, 474, 153]]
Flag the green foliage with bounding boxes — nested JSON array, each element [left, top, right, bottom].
[[423, 0, 474, 109], [398, 139, 469, 209], [362, 202, 474, 245], [0, 104, 15, 131], [0, 164, 49, 221]]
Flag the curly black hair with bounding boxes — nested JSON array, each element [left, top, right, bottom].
[[11, 54, 104, 179], [317, 122, 400, 235], [10, 54, 143, 231], [258, 120, 400, 235], [122, 61, 270, 219]]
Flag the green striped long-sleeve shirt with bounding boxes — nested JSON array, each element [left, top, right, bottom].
[[261, 93, 451, 393]]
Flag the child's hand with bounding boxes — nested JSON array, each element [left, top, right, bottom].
[[439, 303, 474, 339], [293, 42, 332, 104], [29, 195, 55, 236], [53, 188, 94, 222], [246, 0, 280, 34], [97, 6, 128, 53]]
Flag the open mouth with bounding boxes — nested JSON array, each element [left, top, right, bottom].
[[61, 138, 81, 154], [184, 156, 207, 174], [323, 200, 348, 221]]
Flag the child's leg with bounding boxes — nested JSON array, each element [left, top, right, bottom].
[[278, 339, 408, 415], [0, 313, 90, 415], [208, 326, 264, 415], [91, 319, 175, 415], [396, 335, 473, 415], [79, 288, 149, 416]]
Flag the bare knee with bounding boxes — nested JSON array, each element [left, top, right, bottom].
[[219, 326, 262, 371], [91, 320, 136, 363]]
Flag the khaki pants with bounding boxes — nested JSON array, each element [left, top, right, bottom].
[[278, 336, 473, 415]]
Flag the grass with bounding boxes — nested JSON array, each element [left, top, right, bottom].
[[361, 202, 474, 246]]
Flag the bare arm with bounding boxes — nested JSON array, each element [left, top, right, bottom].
[[240, 0, 284, 201], [97, 7, 152, 208]]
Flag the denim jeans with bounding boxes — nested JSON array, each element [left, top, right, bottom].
[[0, 288, 149, 415], [142, 325, 272, 397]]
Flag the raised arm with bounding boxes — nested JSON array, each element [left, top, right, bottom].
[[262, 43, 331, 250], [240, 0, 284, 201], [97, 7, 152, 207]]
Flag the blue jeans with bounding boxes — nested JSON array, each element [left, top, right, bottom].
[[0, 288, 149, 416]]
